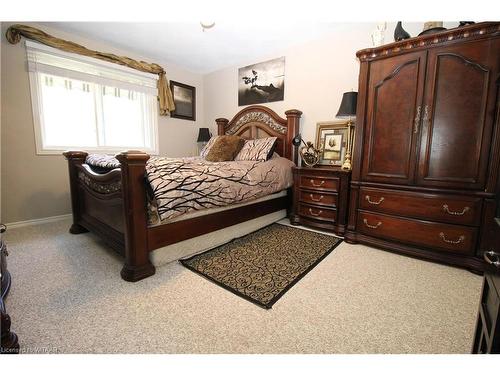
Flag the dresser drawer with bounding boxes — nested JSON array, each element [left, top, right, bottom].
[[359, 187, 482, 226], [299, 203, 337, 222], [357, 210, 478, 255], [299, 175, 339, 192], [299, 190, 338, 207]]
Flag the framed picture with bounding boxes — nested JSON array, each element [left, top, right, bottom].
[[170, 81, 196, 121], [315, 120, 350, 166], [238, 57, 285, 106]]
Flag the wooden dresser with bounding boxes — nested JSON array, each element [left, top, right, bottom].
[[290, 166, 351, 236], [472, 215, 500, 353], [345, 22, 500, 272]]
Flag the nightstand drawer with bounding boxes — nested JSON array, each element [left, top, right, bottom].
[[299, 203, 337, 222], [299, 190, 338, 207], [299, 176, 339, 192]]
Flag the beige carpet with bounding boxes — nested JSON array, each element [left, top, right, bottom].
[[4, 218, 482, 353]]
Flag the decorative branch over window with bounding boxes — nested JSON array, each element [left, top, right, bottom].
[[5, 24, 175, 115]]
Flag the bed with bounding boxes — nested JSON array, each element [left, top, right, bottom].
[[63, 105, 302, 281]]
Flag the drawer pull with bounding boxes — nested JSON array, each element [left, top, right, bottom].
[[365, 195, 385, 205], [309, 179, 325, 187], [363, 219, 382, 229], [308, 208, 323, 217], [442, 204, 470, 216], [414, 105, 421, 134], [309, 194, 324, 202], [422, 105, 430, 129], [484, 250, 500, 268], [439, 232, 465, 245]]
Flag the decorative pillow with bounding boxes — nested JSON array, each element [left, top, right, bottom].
[[205, 135, 245, 162], [200, 136, 219, 158], [86, 154, 121, 169], [234, 137, 278, 162]]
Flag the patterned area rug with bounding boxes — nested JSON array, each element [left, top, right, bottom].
[[180, 223, 342, 309]]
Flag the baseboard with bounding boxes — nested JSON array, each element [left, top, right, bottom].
[[5, 214, 72, 229]]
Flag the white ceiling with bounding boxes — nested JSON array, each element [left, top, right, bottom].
[[42, 22, 341, 74]]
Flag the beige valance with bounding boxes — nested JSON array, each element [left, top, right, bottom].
[[6, 24, 175, 115]]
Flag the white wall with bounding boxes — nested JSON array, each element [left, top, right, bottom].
[[204, 22, 459, 144], [1, 22, 205, 223]]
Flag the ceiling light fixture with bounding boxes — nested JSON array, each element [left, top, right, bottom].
[[200, 21, 215, 32]]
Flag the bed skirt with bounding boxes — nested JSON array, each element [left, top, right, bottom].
[[150, 210, 287, 267]]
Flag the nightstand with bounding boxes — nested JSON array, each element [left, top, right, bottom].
[[290, 166, 351, 236]]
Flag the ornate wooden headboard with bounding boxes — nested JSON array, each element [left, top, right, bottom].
[[215, 105, 302, 164]]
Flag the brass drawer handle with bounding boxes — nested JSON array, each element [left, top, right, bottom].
[[484, 250, 500, 268], [414, 105, 421, 134], [422, 105, 430, 128], [442, 204, 470, 216], [308, 208, 323, 217], [309, 179, 325, 187], [365, 195, 384, 205], [439, 232, 465, 245], [309, 194, 324, 202], [363, 219, 382, 229]]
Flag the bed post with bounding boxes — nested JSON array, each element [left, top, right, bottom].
[[63, 151, 89, 234], [215, 118, 229, 136], [115, 151, 155, 282], [284, 110, 302, 165]]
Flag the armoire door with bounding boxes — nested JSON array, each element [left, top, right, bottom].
[[416, 39, 500, 190], [361, 51, 427, 185]]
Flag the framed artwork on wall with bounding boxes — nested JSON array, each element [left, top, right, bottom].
[[238, 57, 285, 106], [315, 120, 350, 166], [170, 81, 196, 121]]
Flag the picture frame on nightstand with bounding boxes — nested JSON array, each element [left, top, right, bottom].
[[315, 120, 350, 166]]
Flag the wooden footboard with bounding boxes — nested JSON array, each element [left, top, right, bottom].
[[63, 150, 154, 282]]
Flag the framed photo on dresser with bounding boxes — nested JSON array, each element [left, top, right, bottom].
[[315, 121, 349, 166]]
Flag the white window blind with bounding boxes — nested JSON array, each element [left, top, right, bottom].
[[27, 41, 159, 154]]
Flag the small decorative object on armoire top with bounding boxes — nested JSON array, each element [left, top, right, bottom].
[[336, 91, 358, 170], [292, 134, 321, 167], [371, 22, 387, 47], [394, 21, 411, 41], [459, 21, 475, 27], [196, 127, 211, 153], [418, 21, 446, 36]]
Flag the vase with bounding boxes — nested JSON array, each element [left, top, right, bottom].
[[394, 21, 411, 41]]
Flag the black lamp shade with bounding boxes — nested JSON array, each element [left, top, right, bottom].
[[336, 91, 358, 118], [197, 128, 211, 142]]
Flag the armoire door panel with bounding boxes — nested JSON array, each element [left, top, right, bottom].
[[361, 51, 427, 185], [417, 40, 499, 189]]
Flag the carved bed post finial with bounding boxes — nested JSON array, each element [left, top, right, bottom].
[[215, 118, 229, 136], [115, 150, 155, 282], [285, 109, 303, 165], [63, 151, 89, 234]]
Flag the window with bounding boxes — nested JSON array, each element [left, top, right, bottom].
[[27, 41, 158, 154]]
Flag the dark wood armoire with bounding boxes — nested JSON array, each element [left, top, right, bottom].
[[345, 22, 500, 272]]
